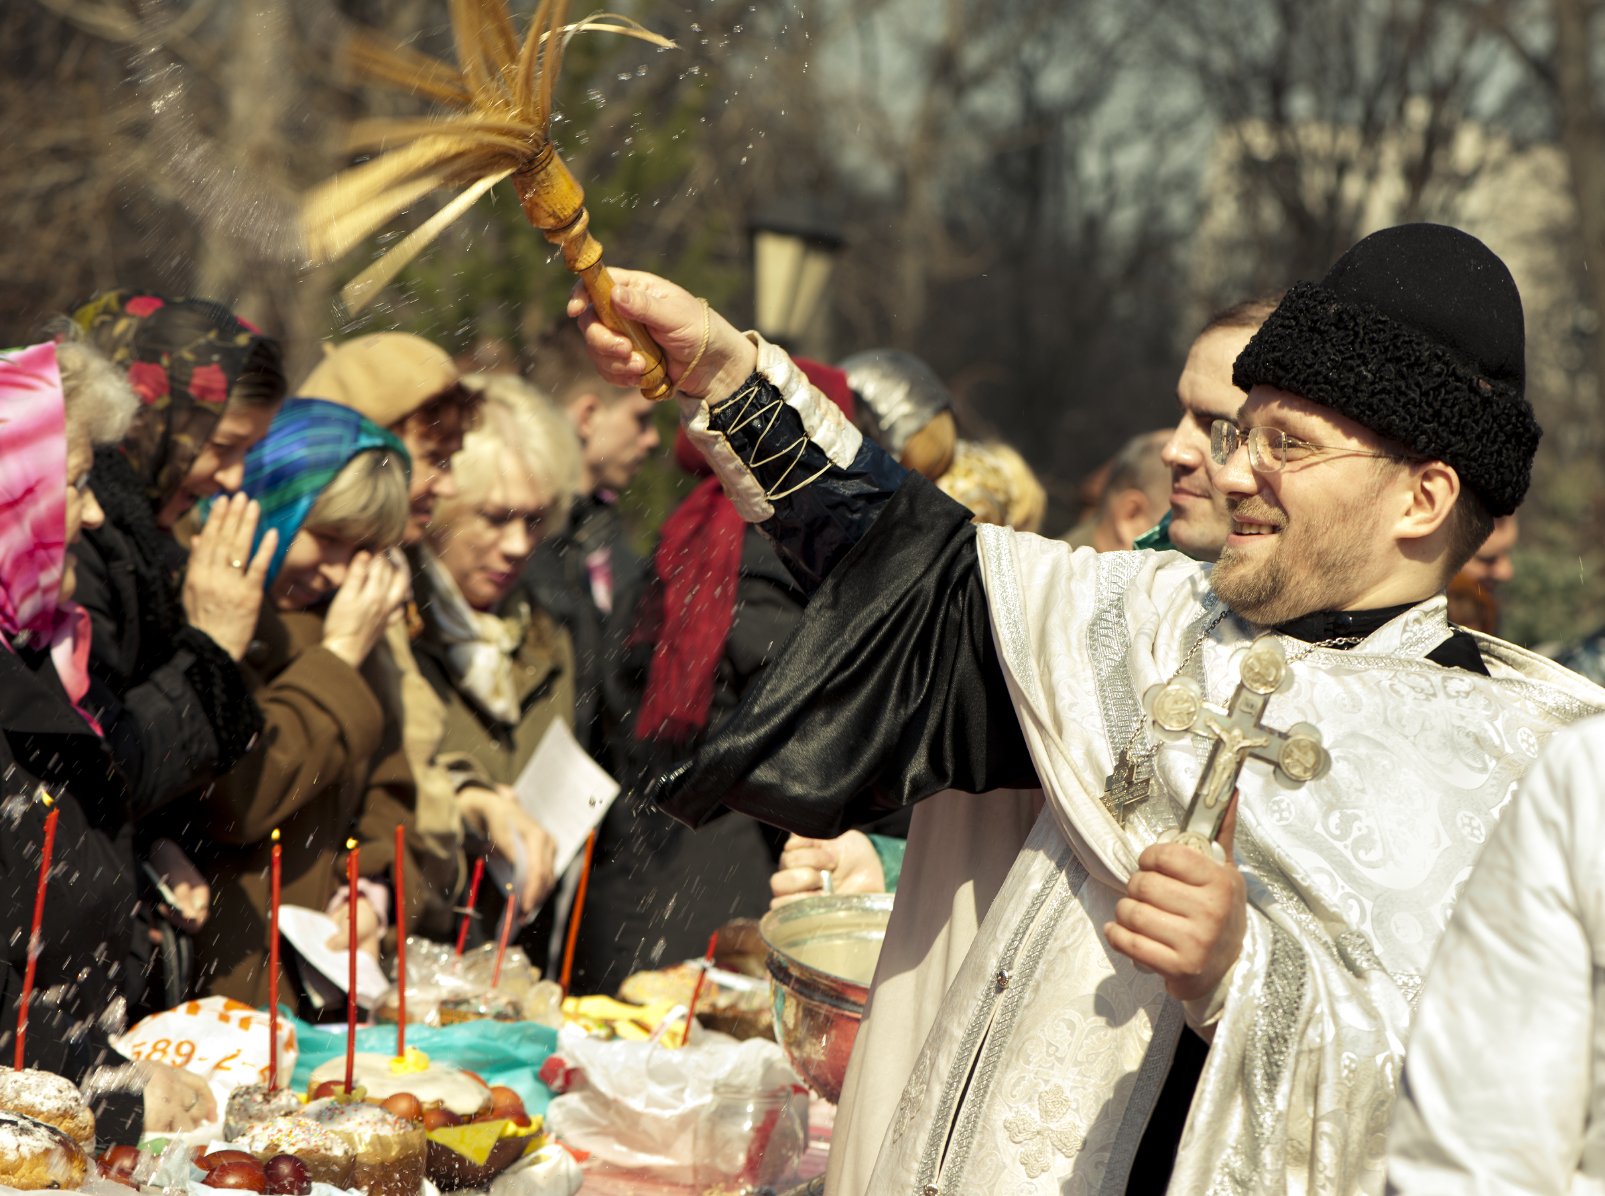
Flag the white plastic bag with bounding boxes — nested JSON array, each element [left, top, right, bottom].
[[111, 995, 297, 1111], [544, 1027, 800, 1182]]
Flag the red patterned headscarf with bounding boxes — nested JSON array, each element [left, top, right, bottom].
[[71, 290, 278, 511]]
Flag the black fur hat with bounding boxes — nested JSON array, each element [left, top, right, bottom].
[[1233, 223, 1539, 516]]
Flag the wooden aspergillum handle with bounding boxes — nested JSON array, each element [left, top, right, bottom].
[[515, 147, 671, 400]]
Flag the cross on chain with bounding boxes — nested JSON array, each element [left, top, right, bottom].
[[1139, 636, 1330, 853]]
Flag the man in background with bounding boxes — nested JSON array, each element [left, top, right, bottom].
[[1148, 296, 1281, 560], [1063, 429, 1171, 551], [525, 323, 662, 770]]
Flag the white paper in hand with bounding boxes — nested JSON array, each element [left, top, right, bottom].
[[511, 720, 620, 873], [276, 905, 389, 1008]]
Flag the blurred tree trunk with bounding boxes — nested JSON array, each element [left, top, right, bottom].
[[1549, 0, 1605, 401]]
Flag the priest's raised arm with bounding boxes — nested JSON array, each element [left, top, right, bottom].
[[572, 271, 1039, 836]]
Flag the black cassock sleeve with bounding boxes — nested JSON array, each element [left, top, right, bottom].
[[651, 451, 1039, 838]]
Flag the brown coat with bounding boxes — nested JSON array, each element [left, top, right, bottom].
[[176, 605, 422, 1008]]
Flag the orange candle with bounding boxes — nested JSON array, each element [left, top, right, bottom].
[[344, 837, 359, 1094], [268, 829, 282, 1089], [490, 884, 516, 990], [393, 823, 406, 1056], [15, 794, 58, 1071], [558, 829, 598, 996]]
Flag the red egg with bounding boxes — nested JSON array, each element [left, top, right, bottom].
[[310, 1079, 351, 1100], [421, 1106, 462, 1132], [206, 1160, 269, 1192], [486, 1086, 526, 1119], [197, 1150, 261, 1172], [381, 1091, 425, 1123], [99, 1145, 141, 1177], [263, 1154, 311, 1196]]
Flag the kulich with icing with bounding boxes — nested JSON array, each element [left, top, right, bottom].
[[0, 1069, 95, 1152], [0, 1112, 89, 1190], [308, 1051, 490, 1117], [303, 1098, 425, 1196], [223, 1082, 303, 1140], [236, 1115, 355, 1187]]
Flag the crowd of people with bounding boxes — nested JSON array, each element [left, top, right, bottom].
[[4, 216, 1605, 1194], [0, 287, 1050, 1144]]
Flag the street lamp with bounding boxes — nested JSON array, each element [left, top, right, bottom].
[[749, 196, 844, 358]]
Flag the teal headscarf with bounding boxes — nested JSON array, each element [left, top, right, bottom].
[[205, 397, 410, 583]]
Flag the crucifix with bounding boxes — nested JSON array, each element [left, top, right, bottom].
[[1140, 636, 1330, 858]]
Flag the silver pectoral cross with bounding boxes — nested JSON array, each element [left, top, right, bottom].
[[1141, 636, 1330, 856]]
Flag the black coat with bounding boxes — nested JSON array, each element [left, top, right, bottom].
[[0, 646, 145, 1144], [77, 449, 261, 820]]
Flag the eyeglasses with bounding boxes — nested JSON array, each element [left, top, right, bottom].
[[1209, 419, 1412, 473]]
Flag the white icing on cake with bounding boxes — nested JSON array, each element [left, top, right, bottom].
[[308, 1054, 489, 1115]]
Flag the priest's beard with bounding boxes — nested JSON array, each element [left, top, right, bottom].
[[1211, 492, 1383, 626]]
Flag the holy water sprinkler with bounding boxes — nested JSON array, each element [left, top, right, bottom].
[[302, 0, 675, 398]]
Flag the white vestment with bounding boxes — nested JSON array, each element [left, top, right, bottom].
[[1386, 714, 1605, 1196], [836, 527, 1605, 1196]]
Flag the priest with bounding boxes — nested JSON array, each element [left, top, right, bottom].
[[573, 224, 1605, 1194]]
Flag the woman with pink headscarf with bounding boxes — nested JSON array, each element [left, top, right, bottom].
[[0, 336, 215, 1144]]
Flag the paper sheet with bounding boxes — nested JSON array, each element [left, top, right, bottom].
[[509, 719, 620, 875], [276, 905, 390, 1007]]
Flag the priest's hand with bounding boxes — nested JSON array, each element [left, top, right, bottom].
[[770, 832, 886, 908], [141, 1060, 217, 1132], [569, 270, 756, 401], [1104, 797, 1247, 1003]]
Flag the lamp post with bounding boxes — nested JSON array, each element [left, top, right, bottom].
[[749, 197, 844, 360]]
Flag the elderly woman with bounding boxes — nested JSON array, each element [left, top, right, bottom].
[[410, 376, 580, 926], [72, 293, 288, 1008], [73, 291, 286, 801], [302, 334, 551, 937], [0, 337, 214, 1142], [170, 397, 421, 1009]]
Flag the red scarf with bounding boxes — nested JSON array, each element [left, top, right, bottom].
[[634, 360, 854, 745]]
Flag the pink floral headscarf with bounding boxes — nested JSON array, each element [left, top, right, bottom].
[[0, 342, 96, 721]]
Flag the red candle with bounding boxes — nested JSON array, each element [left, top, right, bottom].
[[490, 884, 516, 990], [681, 930, 719, 1048], [15, 793, 59, 1071], [393, 823, 406, 1057], [344, 837, 359, 1094], [268, 828, 282, 1089], [454, 856, 485, 957]]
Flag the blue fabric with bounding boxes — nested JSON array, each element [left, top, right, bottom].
[[202, 398, 409, 583], [1132, 510, 1175, 553], [286, 1015, 558, 1116]]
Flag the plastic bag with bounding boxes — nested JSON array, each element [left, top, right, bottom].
[[286, 1015, 557, 1115], [111, 996, 298, 1110], [544, 1026, 802, 1182]]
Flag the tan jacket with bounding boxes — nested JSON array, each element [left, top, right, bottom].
[[409, 588, 576, 788], [180, 605, 422, 1007]]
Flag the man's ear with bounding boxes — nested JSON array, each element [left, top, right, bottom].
[[567, 391, 601, 441], [1395, 459, 1460, 545], [1110, 489, 1154, 549]]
